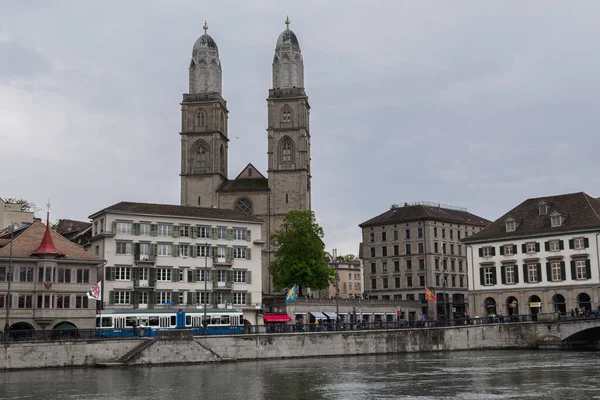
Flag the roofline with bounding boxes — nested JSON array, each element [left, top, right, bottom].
[[89, 208, 263, 225], [0, 256, 105, 265], [461, 226, 600, 244], [359, 216, 489, 229]]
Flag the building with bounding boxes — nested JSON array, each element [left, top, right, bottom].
[[359, 202, 490, 319], [55, 219, 92, 247], [0, 213, 103, 331], [463, 192, 600, 319], [317, 260, 363, 300], [179, 18, 312, 294], [87, 202, 264, 324], [0, 198, 34, 230]]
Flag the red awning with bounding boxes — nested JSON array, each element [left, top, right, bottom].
[[263, 314, 292, 323]]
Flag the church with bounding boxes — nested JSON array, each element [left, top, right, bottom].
[[179, 18, 312, 294]]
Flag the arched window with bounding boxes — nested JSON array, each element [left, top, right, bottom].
[[219, 145, 225, 173], [220, 112, 224, 130], [282, 106, 292, 123], [197, 110, 206, 127], [195, 146, 208, 171], [282, 139, 293, 164], [236, 199, 253, 215]]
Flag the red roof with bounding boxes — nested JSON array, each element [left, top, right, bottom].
[[31, 213, 64, 257], [263, 314, 291, 323]]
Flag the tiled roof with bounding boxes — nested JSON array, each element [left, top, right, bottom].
[[0, 221, 103, 262], [56, 219, 92, 235], [90, 201, 263, 223], [218, 178, 269, 192], [463, 192, 600, 243], [359, 204, 490, 228]]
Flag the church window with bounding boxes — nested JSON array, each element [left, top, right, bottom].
[[282, 140, 293, 164], [282, 106, 292, 123], [220, 112, 224, 130], [195, 146, 208, 172], [219, 145, 225, 173], [236, 199, 253, 215], [197, 110, 206, 127], [286, 193, 288, 203]]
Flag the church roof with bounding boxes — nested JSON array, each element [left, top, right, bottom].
[[218, 178, 269, 192]]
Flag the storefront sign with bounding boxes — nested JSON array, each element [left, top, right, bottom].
[[529, 302, 541, 308]]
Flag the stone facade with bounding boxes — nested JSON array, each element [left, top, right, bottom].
[[180, 21, 312, 295], [0, 198, 34, 230]]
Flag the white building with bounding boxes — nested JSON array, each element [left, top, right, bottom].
[[88, 202, 263, 324], [463, 192, 600, 318], [0, 198, 34, 230]]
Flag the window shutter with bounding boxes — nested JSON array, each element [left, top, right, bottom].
[[570, 261, 576, 280], [560, 261, 566, 281], [245, 292, 252, 306], [245, 248, 251, 260], [514, 266, 519, 283], [172, 245, 180, 257], [191, 227, 197, 239], [501, 266, 506, 284], [150, 244, 157, 258], [172, 269, 180, 282], [132, 291, 139, 307], [212, 270, 218, 283], [212, 228, 218, 239], [112, 221, 117, 233], [134, 243, 140, 261], [108, 291, 115, 305], [521, 244, 527, 253], [546, 263, 551, 282], [132, 223, 139, 235], [478, 248, 483, 257], [226, 247, 232, 263], [245, 271, 252, 284], [535, 243, 540, 252], [149, 268, 157, 286], [584, 238, 590, 248], [492, 267, 497, 285], [513, 245, 518, 254], [569, 239, 574, 249], [191, 245, 197, 258], [150, 224, 158, 236], [499, 246, 504, 256], [213, 248, 218, 262], [227, 229, 233, 240], [132, 267, 139, 281], [491, 247, 496, 256], [246, 230, 251, 242], [149, 291, 156, 306], [187, 292, 193, 305], [586, 259, 591, 279], [187, 270, 193, 283], [107, 267, 116, 281], [559, 240, 564, 250], [479, 268, 485, 286], [172, 291, 179, 304], [544, 242, 550, 252], [536, 263, 542, 282], [522, 265, 529, 283]]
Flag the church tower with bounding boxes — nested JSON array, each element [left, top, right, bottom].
[[264, 17, 312, 290], [180, 22, 229, 207]]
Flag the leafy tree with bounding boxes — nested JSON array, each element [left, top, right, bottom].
[[270, 210, 335, 296], [3, 198, 40, 213], [343, 254, 356, 262]]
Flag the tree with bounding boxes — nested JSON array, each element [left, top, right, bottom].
[[3, 198, 40, 213], [343, 254, 356, 262], [270, 210, 335, 296]]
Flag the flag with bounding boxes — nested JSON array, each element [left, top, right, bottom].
[[87, 281, 102, 301], [425, 287, 437, 302], [285, 284, 297, 303]]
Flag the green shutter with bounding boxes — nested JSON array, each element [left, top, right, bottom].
[[191, 226, 197, 239], [149, 268, 157, 286], [560, 261, 566, 281], [559, 240, 564, 250], [106, 267, 115, 281], [133, 243, 140, 260], [172, 245, 180, 257], [479, 268, 485, 286], [571, 260, 576, 280], [213, 248, 218, 262], [187, 292, 193, 305], [212, 228, 218, 239], [150, 224, 158, 236], [536, 264, 542, 282], [226, 247, 232, 263], [227, 229, 233, 240], [173, 226, 180, 238], [492, 267, 497, 285], [132, 267, 139, 281], [132, 291, 139, 307], [584, 238, 590, 248], [150, 244, 157, 258], [191, 245, 197, 258], [212, 270, 218, 283], [245, 248, 251, 260], [245, 292, 252, 306], [546, 263, 551, 282], [522, 265, 529, 283], [133, 223, 140, 236], [514, 266, 519, 283], [172, 269, 180, 282], [245, 271, 252, 284], [149, 291, 156, 306], [109, 291, 115, 305], [586, 259, 592, 279], [246, 230, 251, 242], [513, 245, 518, 254], [569, 239, 574, 249], [112, 221, 117, 233], [501, 266, 506, 284]]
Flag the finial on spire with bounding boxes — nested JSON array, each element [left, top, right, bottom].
[[46, 199, 51, 225], [285, 16, 290, 28], [203, 20, 208, 34]]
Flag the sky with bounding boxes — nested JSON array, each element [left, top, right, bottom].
[[2, 1, 600, 256]]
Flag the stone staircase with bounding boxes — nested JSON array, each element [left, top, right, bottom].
[[117, 338, 157, 364]]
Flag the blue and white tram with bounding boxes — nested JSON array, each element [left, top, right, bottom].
[[96, 310, 245, 337]]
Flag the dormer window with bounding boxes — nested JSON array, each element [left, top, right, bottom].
[[506, 220, 516, 232], [550, 212, 563, 227], [538, 202, 548, 215]]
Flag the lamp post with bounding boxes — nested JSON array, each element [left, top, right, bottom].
[[203, 243, 209, 335], [333, 249, 340, 331], [3, 225, 14, 341], [442, 259, 448, 326], [554, 290, 558, 314]]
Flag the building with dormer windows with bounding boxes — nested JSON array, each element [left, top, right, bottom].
[[463, 192, 600, 319], [88, 202, 263, 324]]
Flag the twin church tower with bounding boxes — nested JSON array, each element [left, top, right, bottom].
[[179, 18, 312, 293]]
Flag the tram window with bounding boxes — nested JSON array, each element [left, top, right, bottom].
[[138, 318, 148, 327], [211, 317, 220, 325], [221, 316, 230, 325], [202, 316, 210, 325], [170, 316, 177, 326], [149, 317, 160, 327], [186, 316, 191, 325], [126, 317, 137, 327], [101, 317, 112, 328]]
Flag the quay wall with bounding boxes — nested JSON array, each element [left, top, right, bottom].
[[0, 323, 538, 371]]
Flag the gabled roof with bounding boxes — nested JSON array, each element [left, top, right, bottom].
[[234, 163, 267, 180], [218, 178, 269, 193], [0, 221, 103, 262], [89, 201, 263, 223], [359, 204, 490, 228], [463, 192, 600, 243], [56, 219, 92, 235]]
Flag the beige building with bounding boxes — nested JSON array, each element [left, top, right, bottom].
[[0, 198, 34, 230], [87, 202, 264, 324], [359, 202, 490, 319], [179, 19, 311, 294], [317, 261, 363, 299], [0, 218, 103, 331]]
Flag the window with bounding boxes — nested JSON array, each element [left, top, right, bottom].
[[434, 227, 438, 237], [180, 226, 190, 237], [458, 260, 463, 272], [539, 203, 547, 215], [116, 241, 132, 255], [436, 275, 440, 286], [381, 232, 387, 242], [393, 230, 398, 241], [233, 293, 247, 305], [196, 146, 208, 170], [406, 259, 412, 270], [551, 215, 562, 227], [56, 294, 70, 309], [484, 267, 495, 286], [370, 263, 376, 273], [157, 269, 172, 281], [197, 110, 206, 127], [282, 140, 293, 163], [233, 247, 248, 259], [506, 221, 516, 232], [233, 228, 248, 240], [382, 246, 387, 257], [180, 245, 189, 257], [418, 227, 423, 238], [383, 278, 388, 289], [528, 264, 538, 282], [393, 245, 399, 256], [236, 199, 253, 215], [158, 224, 172, 236], [406, 276, 413, 287], [37, 294, 51, 309], [435, 259, 439, 270], [551, 262, 562, 281], [371, 279, 376, 289], [382, 262, 388, 272], [450, 259, 455, 271], [526, 242, 537, 253], [406, 294, 415, 301], [575, 260, 587, 280], [504, 245, 513, 256], [157, 292, 171, 304], [405, 244, 411, 255], [459, 276, 464, 287], [574, 238, 585, 250], [18, 294, 33, 309], [217, 227, 227, 239], [195, 245, 208, 258], [370, 247, 375, 257], [394, 261, 400, 272], [197, 226, 210, 239], [458, 231, 462, 240], [395, 277, 400, 288], [196, 269, 210, 282], [282, 106, 291, 122], [549, 240, 560, 252], [0, 294, 7, 308], [158, 244, 172, 256], [232, 270, 247, 282], [115, 267, 131, 280], [451, 276, 456, 287], [442, 229, 446, 239], [216, 270, 227, 282], [405, 229, 410, 239], [418, 243, 424, 254], [116, 222, 132, 234], [138, 223, 150, 236], [19, 267, 34, 282], [57, 268, 71, 283], [442, 243, 447, 254], [0, 266, 7, 282], [138, 292, 148, 305], [370, 232, 375, 242], [482, 247, 493, 257], [434, 242, 438, 253], [450, 244, 454, 255], [419, 259, 425, 270], [419, 276, 425, 287], [76, 269, 90, 284], [198, 292, 210, 304]]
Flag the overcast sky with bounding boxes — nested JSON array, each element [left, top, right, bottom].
[[2, 1, 600, 255]]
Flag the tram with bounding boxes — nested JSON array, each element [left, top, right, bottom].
[[95, 310, 245, 337]]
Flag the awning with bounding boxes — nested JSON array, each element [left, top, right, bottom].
[[309, 311, 328, 319], [323, 312, 338, 319], [263, 314, 292, 323]]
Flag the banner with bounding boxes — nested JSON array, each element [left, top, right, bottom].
[[285, 284, 297, 303], [87, 281, 102, 301], [425, 287, 437, 302]]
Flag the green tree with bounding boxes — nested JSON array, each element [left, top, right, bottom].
[[270, 210, 335, 296], [3, 198, 40, 213], [343, 254, 356, 262]]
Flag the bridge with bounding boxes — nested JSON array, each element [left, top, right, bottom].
[[536, 316, 600, 349]]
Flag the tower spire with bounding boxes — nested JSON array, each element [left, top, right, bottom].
[[203, 20, 208, 34], [31, 199, 64, 257], [285, 16, 290, 29]]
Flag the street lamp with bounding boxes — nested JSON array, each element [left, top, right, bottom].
[[442, 259, 448, 326], [203, 243, 209, 335], [3, 225, 14, 341], [333, 248, 340, 331], [554, 290, 558, 314]]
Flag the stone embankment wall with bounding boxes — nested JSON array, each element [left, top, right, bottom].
[[0, 323, 537, 371]]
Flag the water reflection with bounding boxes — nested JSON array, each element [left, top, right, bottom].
[[1, 350, 598, 400]]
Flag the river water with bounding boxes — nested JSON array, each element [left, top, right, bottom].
[[1, 350, 599, 399]]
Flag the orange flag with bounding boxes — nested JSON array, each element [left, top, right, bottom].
[[425, 287, 437, 302]]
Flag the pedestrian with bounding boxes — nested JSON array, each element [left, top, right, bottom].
[[132, 320, 138, 337]]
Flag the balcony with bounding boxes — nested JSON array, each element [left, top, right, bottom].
[[213, 256, 232, 267], [134, 279, 155, 289], [214, 281, 232, 289], [134, 255, 156, 265]]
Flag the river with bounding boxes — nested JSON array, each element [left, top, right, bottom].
[[1, 350, 598, 399]]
